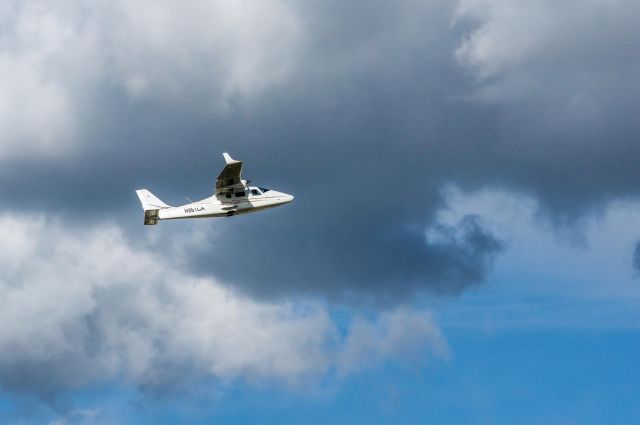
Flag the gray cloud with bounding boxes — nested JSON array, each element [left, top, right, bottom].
[[0, 214, 446, 400], [452, 0, 640, 217], [1, 0, 639, 299], [182, 213, 502, 301]]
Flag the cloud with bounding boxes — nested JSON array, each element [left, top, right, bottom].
[[98, 0, 301, 102], [0, 0, 301, 161], [451, 0, 640, 215], [428, 187, 640, 330], [0, 214, 446, 400], [182, 210, 502, 300], [337, 308, 448, 376], [1, 0, 639, 300], [0, 2, 78, 161], [48, 408, 102, 425], [455, 0, 640, 80]]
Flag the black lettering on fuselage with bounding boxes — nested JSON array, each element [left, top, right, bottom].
[[184, 206, 205, 213]]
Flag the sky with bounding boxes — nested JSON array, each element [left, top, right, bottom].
[[1, 0, 640, 423]]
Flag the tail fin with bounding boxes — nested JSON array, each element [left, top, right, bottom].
[[136, 189, 170, 225], [136, 189, 170, 210]]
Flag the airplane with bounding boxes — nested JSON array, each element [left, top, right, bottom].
[[135, 153, 294, 225]]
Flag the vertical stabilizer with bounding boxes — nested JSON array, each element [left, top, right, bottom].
[[223, 152, 240, 164], [136, 189, 170, 210], [136, 189, 170, 225]]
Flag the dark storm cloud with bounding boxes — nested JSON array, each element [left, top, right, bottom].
[[186, 212, 502, 301], [2, 0, 640, 299]]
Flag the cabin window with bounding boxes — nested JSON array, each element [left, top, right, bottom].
[[225, 193, 231, 198], [251, 189, 260, 195], [234, 191, 245, 197]]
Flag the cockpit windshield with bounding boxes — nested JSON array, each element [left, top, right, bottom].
[[259, 187, 271, 193]]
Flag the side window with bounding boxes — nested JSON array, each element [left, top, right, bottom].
[[225, 193, 231, 199], [251, 189, 260, 195], [234, 191, 245, 197]]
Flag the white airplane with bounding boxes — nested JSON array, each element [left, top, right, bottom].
[[136, 153, 294, 225]]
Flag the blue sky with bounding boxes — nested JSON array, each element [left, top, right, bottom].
[[1, 0, 640, 423]]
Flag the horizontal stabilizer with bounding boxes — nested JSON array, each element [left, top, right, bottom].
[[144, 209, 159, 225], [144, 217, 158, 225]]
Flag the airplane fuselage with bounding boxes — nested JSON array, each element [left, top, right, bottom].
[[157, 187, 293, 221]]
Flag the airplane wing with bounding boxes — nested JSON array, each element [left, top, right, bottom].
[[215, 152, 244, 194]]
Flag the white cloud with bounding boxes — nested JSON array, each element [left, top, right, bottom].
[[48, 408, 102, 425], [99, 0, 301, 102], [337, 308, 448, 376], [454, 0, 640, 102], [0, 1, 79, 161], [432, 186, 640, 330], [0, 214, 446, 395], [454, 0, 553, 79], [0, 54, 74, 160], [0, 0, 302, 161]]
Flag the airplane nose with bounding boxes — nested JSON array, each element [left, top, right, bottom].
[[275, 192, 293, 204]]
